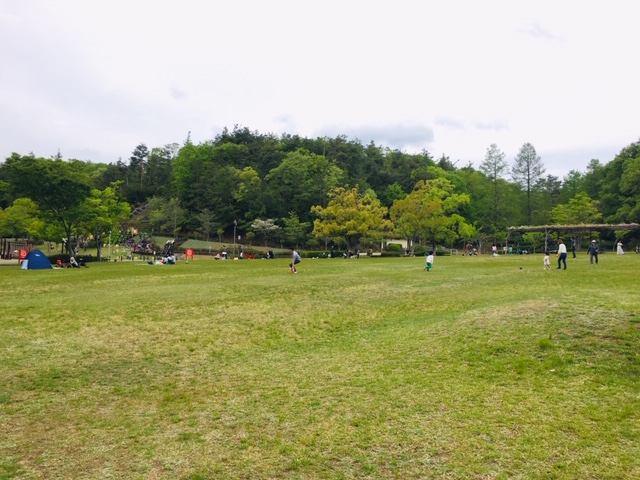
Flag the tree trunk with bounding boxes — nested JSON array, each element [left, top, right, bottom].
[[95, 233, 103, 260]]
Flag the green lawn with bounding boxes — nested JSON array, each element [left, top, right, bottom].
[[1, 253, 639, 479]]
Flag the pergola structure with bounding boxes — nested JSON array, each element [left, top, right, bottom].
[[507, 223, 640, 252]]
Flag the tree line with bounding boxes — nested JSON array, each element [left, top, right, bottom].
[[1, 126, 639, 256]]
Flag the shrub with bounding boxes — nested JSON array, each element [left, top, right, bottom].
[[414, 245, 426, 256], [304, 251, 329, 258], [386, 243, 403, 252]]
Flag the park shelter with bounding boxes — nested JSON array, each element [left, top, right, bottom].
[[21, 249, 53, 270], [507, 223, 640, 252]]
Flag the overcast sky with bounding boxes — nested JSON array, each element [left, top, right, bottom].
[[2, 1, 638, 179]]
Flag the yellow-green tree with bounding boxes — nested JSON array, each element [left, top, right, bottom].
[[311, 186, 392, 249], [0, 198, 44, 240], [389, 187, 424, 254], [551, 192, 602, 248], [391, 178, 471, 251], [551, 192, 602, 225], [80, 185, 132, 260]]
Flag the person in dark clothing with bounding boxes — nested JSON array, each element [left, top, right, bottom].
[[587, 240, 599, 264]]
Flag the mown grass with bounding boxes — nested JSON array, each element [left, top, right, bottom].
[[1, 253, 639, 479]]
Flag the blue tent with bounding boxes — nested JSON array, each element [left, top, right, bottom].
[[21, 249, 53, 270]]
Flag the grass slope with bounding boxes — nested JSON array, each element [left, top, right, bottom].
[[1, 254, 639, 479]]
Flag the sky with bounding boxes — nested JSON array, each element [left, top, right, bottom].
[[2, 1, 639, 179]]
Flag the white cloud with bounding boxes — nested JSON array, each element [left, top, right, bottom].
[[1, 0, 639, 176]]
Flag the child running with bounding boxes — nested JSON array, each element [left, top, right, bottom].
[[425, 251, 434, 271], [543, 251, 550, 271]]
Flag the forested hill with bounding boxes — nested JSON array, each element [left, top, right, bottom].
[[1, 126, 639, 251]]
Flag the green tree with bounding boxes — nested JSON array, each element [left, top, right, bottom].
[[584, 141, 640, 224], [393, 178, 471, 250], [551, 192, 602, 225], [389, 186, 426, 255], [533, 174, 562, 225], [311, 186, 393, 249], [550, 191, 603, 250], [583, 158, 604, 200], [80, 185, 132, 260], [195, 208, 217, 242], [233, 166, 264, 221], [264, 149, 344, 223], [0, 198, 43, 240], [522, 232, 546, 253], [0, 179, 9, 210], [145, 144, 178, 198], [380, 182, 407, 208], [4, 154, 91, 253], [380, 148, 435, 193], [282, 212, 310, 249], [559, 170, 586, 204], [251, 218, 281, 246], [144, 197, 185, 236], [512, 143, 545, 224], [172, 142, 248, 229], [616, 154, 640, 222], [127, 143, 150, 204], [324, 135, 369, 189], [479, 143, 508, 235]]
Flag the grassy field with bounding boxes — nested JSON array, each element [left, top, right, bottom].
[[1, 253, 639, 479]]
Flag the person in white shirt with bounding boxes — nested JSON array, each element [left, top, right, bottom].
[[557, 239, 567, 270], [425, 251, 434, 271]]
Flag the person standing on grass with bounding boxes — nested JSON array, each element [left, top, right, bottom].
[[557, 239, 567, 270], [425, 251, 434, 271], [571, 237, 577, 258], [289, 247, 301, 273], [617, 241, 624, 255], [587, 240, 599, 264], [543, 251, 551, 271]]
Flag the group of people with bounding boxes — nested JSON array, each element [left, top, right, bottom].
[[56, 256, 87, 268], [214, 246, 248, 260], [274, 240, 632, 276], [550, 238, 602, 270], [328, 246, 362, 259]]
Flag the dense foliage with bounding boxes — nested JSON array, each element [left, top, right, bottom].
[[1, 127, 639, 251]]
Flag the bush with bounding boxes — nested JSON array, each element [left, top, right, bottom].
[[386, 243, 403, 252], [414, 245, 426, 256], [304, 250, 329, 258]]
